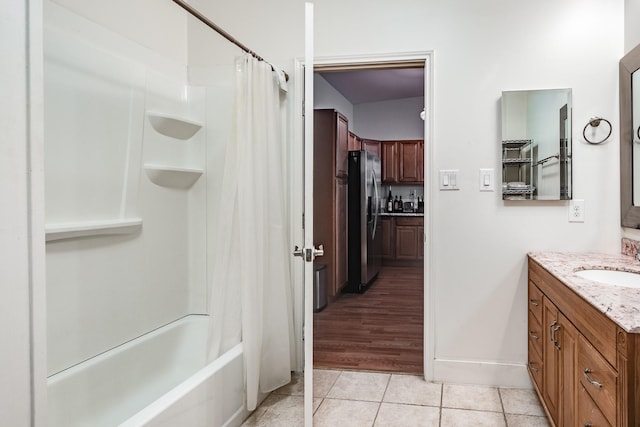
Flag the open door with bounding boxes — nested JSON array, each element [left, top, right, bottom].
[[294, 3, 318, 426]]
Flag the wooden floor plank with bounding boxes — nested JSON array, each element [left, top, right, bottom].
[[313, 265, 424, 374]]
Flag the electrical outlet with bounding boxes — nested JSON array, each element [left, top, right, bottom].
[[569, 199, 585, 222]]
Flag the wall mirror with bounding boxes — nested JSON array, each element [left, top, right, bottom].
[[501, 88, 572, 201], [621, 43, 640, 228]]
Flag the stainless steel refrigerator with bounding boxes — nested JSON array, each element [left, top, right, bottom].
[[345, 150, 382, 293]]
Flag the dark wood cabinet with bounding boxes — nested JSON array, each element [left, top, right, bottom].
[[382, 216, 423, 264], [398, 140, 423, 183], [314, 109, 349, 297], [382, 140, 424, 184], [348, 131, 361, 151], [381, 217, 395, 262], [542, 297, 561, 425], [362, 139, 381, 158], [382, 142, 398, 183], [336, 113, 349, 177]]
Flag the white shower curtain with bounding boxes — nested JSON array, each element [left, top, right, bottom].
[[207, 54, 294, 411]]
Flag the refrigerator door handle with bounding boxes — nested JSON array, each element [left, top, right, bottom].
[[371, 169, 379, 239]]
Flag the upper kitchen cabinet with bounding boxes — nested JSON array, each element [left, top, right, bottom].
[[382, 140, 424, 184], [348, 131, 361, 151], [362, 139, 381, 158], [398, 140, 423, 183], [382, 141, 398, 183], [336, 112, 349, 177]]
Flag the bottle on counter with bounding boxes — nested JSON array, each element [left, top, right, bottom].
[[398, 196, 404, 212], [387, 190, 393, 212], [393, 195, 399, 212]]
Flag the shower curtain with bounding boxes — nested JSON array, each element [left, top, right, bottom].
[[207, 54, 294, 411]]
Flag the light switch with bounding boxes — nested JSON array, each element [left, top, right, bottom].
[[439, 170, 460, 190], [479, 168, 494, 192]]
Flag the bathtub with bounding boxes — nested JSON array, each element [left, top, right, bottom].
[[47, 315, 248, 427]]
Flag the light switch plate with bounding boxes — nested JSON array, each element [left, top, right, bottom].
[[479, 168, 494, 192], [439, 169, 460, 190]]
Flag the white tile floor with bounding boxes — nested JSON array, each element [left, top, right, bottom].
[[242, 369, 550, 426]]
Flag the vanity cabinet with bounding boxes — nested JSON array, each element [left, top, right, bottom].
[[528, 258, 639, 426]]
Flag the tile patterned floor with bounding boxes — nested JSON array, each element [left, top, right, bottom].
[[242, 369, 550, 426]]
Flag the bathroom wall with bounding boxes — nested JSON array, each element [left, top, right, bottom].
[[625, 0, 640, 51], [194, 0, 625, 386], [44, 2, 207, 375]]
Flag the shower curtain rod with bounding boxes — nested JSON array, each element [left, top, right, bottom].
[[172, 0, 289, 81]]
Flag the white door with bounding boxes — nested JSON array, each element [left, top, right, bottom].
[[300, 3, 317, 426]]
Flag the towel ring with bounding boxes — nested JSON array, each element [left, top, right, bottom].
[[583, 117, 612, 144], [637, 125, 640, 142]]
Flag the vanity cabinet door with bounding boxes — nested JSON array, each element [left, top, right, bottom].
[[559, 313, 578, 427], [542, 297, 560, 425]]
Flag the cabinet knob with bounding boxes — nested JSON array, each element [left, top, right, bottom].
[[528, 330, 539, 340], [529, 298, 540, 307]]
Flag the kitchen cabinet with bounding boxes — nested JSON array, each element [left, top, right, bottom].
[[381, 140, 424, 184], [528, 258, 640, 426], [381, 216, 423, 265], [348, 131, 361, 151], [382, 142, 398, 183], [336, 113, 349, 177], [398, 140, 423, 183], [362, 139, 381, 158], [314, 109, 350, 297], [381, 217, 395, 262]]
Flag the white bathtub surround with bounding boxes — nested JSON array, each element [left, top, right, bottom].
[[208, 54, 294, 411]]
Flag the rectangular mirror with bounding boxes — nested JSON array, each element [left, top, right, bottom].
[[501, 89, 572, 201], [620, 43, 640, 227]]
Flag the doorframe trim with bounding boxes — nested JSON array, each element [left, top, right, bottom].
[[292, 50, 435, 381]]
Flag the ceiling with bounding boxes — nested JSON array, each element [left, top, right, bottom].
[[318, 67, 424, 105]]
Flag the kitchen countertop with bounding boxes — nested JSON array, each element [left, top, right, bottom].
[[379, 212, 424, 217], [529, 251, 640, 333]]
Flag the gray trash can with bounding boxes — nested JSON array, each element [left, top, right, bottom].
[[313, 263, 328, 312]]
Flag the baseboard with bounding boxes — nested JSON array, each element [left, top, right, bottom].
[[432, 358, 533, 388]]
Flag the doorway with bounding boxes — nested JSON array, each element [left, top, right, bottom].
[[299, 53, 434, 377]]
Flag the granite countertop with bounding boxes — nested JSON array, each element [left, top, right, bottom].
[[379, 212, 424, 217], [528, 251, 640, 333]]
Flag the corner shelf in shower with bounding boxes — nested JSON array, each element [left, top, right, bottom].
[[147, 112, 203, 140], [45, 218, 142, 242], [144, 164, 203, 189]]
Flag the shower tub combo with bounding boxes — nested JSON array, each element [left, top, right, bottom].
[[47, 315, 247, 427]]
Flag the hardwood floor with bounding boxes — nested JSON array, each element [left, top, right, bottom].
[[313, 265, 424, 374]]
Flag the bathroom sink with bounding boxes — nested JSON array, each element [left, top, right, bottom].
[[574, 269, 640, 288]]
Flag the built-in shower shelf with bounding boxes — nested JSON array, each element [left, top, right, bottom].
[[147, 112, 203, 140], [144, 164, 203, 189], [45, 218, 143, 242]]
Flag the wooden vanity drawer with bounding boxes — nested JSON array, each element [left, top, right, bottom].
[[528, 309, 543, 359], [578, 384, 612, 427], [528, 281, 543, 323], [528, 342, 543, 391], [578, 335, 617, 426]]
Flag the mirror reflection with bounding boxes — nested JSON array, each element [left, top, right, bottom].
[[501, 89, 573, 200], [633, 70, 640, 205]]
